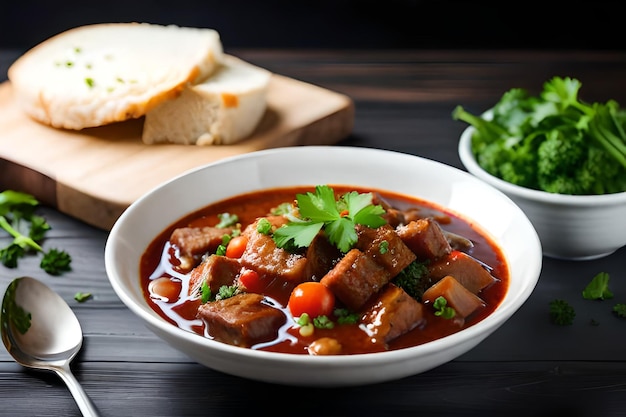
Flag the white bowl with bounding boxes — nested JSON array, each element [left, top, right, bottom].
[[105, 146, 542, 387], [459, 126, 626, 260]]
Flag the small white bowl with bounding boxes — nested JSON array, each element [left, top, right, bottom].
[[105, 146, 542, 387], [459, 126, 626, 260]]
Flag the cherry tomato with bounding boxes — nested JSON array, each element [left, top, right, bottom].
[[288, 282, 335, 318], [225, 235, 248, 258], [238, 269, 265, 293], [148, 277, 181, 303]]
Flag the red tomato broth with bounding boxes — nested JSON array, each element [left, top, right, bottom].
[[140, 185, 509, 354]]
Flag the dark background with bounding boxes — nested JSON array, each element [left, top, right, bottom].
[[0, 0, 622, 51]]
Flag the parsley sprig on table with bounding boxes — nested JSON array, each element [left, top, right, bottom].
[[272, 185, 387, 253], [0, 190, 72, 275], [550, 271, 626, 325]]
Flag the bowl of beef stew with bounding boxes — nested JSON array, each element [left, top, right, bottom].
[[105, 146, 542, 387]]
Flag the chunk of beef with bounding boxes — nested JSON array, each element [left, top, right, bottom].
[[170, 226, 233, 272], [320, 249, 389, 311], [303, 233, 342, 281], [428, 250, 497, 294], [240, 218, 308, 282], [355, 224, 416, 276], [360, 283, 425, 343], [197, 293, 286, 348], [396, 218, 452, 261], [188, 254, 241, 296], [170, 226, 233, 257], [422, 275, 485, 319]]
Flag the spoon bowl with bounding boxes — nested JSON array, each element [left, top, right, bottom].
[[1, 276, 99, 416]]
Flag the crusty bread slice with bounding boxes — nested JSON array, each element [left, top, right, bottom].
[[8, 23, 223, 130], [142, 55, 271, 145]]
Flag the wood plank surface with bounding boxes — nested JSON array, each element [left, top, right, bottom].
[[0, 73, 354, 230]]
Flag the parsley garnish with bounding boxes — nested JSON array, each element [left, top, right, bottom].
[[433, 296, 456, 319], [613, 304, 626, 318], [582, 272, 614, 300], [272, 185, 387, 253], [549, 299, 576, 325], [215, 212, 239, 228], [74, 292, 92, 303], [0, 190, 72, 274]]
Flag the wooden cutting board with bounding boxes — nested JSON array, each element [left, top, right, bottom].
[[0, 74, 354, 230]]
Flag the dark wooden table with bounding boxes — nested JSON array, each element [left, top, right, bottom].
[[2, 48, 626, 417]]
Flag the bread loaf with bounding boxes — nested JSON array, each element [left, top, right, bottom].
[[8, 23, 223, 130], [142, 55, 271, 145]]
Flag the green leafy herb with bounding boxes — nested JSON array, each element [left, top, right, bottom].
[[393, 260, 430, 300], [74, 292, 92, 303], [270, 202, 295, 216], [272, 185, 387, 253], [215, 213, 239, 228], [200, 281, 211, 304], [582, 272, 614, 300], [313, 315, 334, 329], [40, 248, 72, 275], [453, 76, 626, 195], [612, 304, 626, 318], [379, 240, 389, 254], [334, 308, 359, 325], [433, 296, 456, 319], [549, 299, 576, 325], [216, 285, 239, 300], [0, 190, 72, 274], [256, 218, 272, 235]]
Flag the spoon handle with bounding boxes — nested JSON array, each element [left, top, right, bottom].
[[55, 364, 100, 417]]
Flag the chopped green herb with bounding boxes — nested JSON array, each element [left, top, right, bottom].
[[271, 202, 295, 216], [549, 299, 575, 325], [40, 248, 72, 275], [215, 213, 238, 228], [433, 296, 456, 319], [0, 190, 72, 274], [379, 240, 389, 254], [216, 285, 238, 300], [313, 315, 334, 329], [85, 77, 95, 88], [582, 272, 614, 300], [256, 218, 272, 235], [334, 308, 359, 325], [393, 260, 430, 300], [200, 281, 211, 304], [74, 292, 92, 303], [272, 185, 387, 253], [612, 304, 626, 318]]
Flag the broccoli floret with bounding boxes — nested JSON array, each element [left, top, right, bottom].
[[536, 129, 587, 194], [393, 260, 430, 300], [454, 76, 626, 196], [549, 299, 576, 326]]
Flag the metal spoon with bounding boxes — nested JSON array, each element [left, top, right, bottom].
[[1, 276, 99, 417]]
